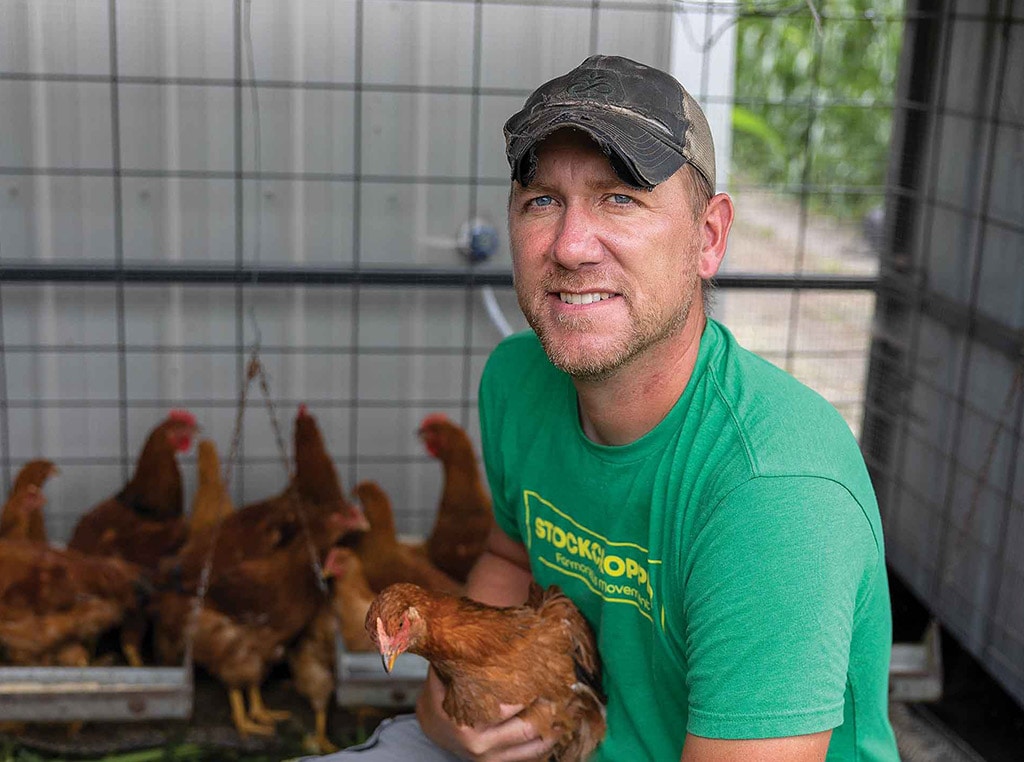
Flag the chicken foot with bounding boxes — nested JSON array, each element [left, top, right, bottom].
[[228, 688, 275, 738], [247, 684, 291, 724], [302, 710, 339, 755]]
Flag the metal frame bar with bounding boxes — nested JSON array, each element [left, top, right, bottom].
[[0, 264, 878, 290], [347, 0, 366, 491]]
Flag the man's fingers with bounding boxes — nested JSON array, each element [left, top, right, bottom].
[[464, 713, 555, 760], [484, 733, 558, 762], [495, 703, 526, 722]]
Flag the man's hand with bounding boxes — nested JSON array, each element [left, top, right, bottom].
[[416, 668, 556, 762]]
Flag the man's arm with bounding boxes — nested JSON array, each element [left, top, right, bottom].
[[681, 730, 832, 762], [464, 523, 533, 604]]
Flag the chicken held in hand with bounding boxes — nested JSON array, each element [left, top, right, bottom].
[[0, 459, 58, 543], [289, 546, 376, 754], [418, 414, 493, 583], [367, 582, 606, 762], [352, 481, 462, 596]]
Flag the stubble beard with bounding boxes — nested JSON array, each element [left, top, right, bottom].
[[517, 274, 697, 383]]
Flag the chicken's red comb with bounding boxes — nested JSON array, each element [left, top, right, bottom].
[[168, 409, 197, 427], [419, 412, 450, 429], [298, 403, 309, 417]]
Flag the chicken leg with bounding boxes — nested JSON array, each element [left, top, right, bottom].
[[228, 688, 275, 737], [303, 710, 339, 754], [247, 684, 291, 724], [123, 643, 144, 668]]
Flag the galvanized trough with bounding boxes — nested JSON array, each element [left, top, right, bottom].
[[0, 665, 193, 721], [889, 620, 943, 703], [334, 637, 428, 709]]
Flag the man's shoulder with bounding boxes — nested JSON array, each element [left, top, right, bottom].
[[705, 321, 866, 479]]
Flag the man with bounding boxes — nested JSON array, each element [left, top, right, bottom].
[[309, 55, 899, 762]]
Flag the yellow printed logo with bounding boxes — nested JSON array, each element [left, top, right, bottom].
[[523, 490, 655, 621]]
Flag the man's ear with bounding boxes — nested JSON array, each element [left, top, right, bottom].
[[698, 193, 734, 279]]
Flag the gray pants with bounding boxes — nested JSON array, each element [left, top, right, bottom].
[[294, 714, 464, 761]]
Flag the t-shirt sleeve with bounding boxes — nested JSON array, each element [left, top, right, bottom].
[[681, 475, 879, 739], [477, 348, 522, 544]]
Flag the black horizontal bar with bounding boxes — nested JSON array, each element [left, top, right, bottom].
[[876, 278, 1024, 360], [0, 263, 878, 290], [0, 264, 510, 287]]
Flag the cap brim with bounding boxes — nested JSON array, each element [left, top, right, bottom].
[[505, 104, 687, 189]]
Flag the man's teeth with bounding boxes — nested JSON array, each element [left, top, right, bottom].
[[559, 292, 613, 305]]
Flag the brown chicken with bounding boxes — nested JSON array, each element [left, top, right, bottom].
[[289, 546, 376, 754], [169, 405, 368, 591], [67, 410, 197, 665], [0, 487, 45, 544], [0, 539, 148, 667], [352, 481, 462, 596], [418, 414, 493, 583], [68, 410, 197, 572], [153, 506, 353, 739], [0, 459, 58, 543], [368, 582, 606, 762], [153, 406, 367, 739], [189, 439, 234, 535]]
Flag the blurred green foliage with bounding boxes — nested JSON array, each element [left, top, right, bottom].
[[732, 0, 905, 218]]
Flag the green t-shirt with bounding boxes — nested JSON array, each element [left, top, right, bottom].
[[478, 319, 898, 761]]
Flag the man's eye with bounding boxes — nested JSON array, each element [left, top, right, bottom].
[[611, 194, 633, 205], [529, 196, 554, 208]]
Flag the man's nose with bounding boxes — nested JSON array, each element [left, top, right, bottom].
[[550, 205, 604, 270]]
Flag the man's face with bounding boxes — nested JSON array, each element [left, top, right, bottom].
[[509, 130, 706, 381]]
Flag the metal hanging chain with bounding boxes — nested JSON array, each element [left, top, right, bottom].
[[251, 354, 330, 593], [254, 357, 293, 479], [183, 350, 263, 669], [183, 343, 334, 671]]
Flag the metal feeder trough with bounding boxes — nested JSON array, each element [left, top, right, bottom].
[[334, 636, 428, 709], [889, 619, 943, 703], [0, 665, 193, 722]]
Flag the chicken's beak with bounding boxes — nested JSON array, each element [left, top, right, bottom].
[[376, 617, 401, 673]]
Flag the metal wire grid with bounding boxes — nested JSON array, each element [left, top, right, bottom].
[[0, 0, 899, 538], [861, 0, 1024, 706]]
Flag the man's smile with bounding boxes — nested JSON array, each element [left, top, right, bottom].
[[556, 291, 617, 305]]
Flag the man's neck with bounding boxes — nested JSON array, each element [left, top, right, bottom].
[[575, 313, 707, 447]]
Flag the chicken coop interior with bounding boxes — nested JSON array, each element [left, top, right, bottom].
[[0, 0, 1022, 759]]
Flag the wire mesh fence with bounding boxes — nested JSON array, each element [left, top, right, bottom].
[[861, 0, 1024, 709], [0, 0, 896, 540]]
